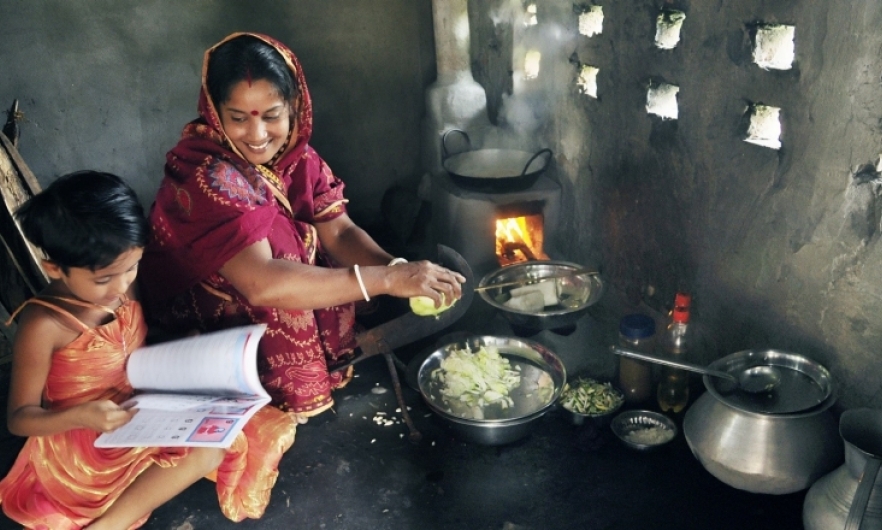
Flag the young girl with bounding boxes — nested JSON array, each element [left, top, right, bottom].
[[0, 171, 295, 529]]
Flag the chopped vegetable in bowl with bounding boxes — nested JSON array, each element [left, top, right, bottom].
[[559, 377, 624, 416], [430, 345, 522, 418]]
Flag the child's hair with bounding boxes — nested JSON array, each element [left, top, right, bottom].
[[15, 170, 148, 272], [206, 35, 298, 108]]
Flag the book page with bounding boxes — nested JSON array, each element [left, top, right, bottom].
[[94, 393, 270, 448], [126, 324, 268, 397]]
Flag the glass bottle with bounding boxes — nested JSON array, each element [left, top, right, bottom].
[[657, 293, 692, 413], [617, 313, 656, 404]]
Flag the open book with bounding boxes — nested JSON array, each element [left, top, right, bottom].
[[94, 324, 270, 449]]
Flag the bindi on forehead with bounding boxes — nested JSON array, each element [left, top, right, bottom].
[[250, 110, 259, 116]]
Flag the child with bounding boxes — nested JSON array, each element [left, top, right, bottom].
[[0, 171, 295, 529]]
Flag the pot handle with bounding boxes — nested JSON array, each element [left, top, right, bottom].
[[522, 148, 553, 176], [441, 129, 471, 160], [845, 456, 882, 530]]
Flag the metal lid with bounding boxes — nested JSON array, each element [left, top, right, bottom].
[[703, 349, 834, 415]]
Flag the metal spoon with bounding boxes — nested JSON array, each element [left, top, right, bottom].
[[609, 346, 781, 394]]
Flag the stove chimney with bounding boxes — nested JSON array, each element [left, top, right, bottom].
[[423, 0, 491, 175]]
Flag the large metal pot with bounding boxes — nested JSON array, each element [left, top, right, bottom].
[[683, 349, 843, 495], [441, 129, 553, 192]]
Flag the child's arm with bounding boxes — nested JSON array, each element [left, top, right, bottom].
[[6, 306, 137, 437]]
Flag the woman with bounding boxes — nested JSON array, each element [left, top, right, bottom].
[[141, 33, 464, 422]]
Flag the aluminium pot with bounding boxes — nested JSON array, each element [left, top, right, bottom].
[[683, 348, 843, 495], [441, 128, 553, 192]]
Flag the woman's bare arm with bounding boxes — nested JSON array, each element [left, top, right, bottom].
[[218, 235, 464, 310]]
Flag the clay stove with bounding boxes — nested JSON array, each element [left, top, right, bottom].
[[430, 170, 561, 279]]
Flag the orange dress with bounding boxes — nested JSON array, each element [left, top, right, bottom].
[[0, 298, 296, 529]]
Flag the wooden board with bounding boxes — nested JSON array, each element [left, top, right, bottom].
[[0, 130, 47, 320], [0, 300, 14, 365]]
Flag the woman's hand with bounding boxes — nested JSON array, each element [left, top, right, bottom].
[[74, 400, 138, 434], [384, 260, 466, 308]]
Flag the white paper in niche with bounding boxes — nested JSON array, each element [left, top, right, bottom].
[[753, 24, 795, 70], [745, 105, 781, 149], [655, 10, 685, 50], [524, 3, 537, 26], [524, 50, 541, 79], [646, 83, 679, 120], [578, 6, 603, 37], [578, 65, 599, 98]]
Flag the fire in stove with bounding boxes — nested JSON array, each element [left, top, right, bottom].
[[495, 213, 549, 266]]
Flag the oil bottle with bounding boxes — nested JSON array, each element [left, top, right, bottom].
[[657, 292, 692, 413], [617, 313, 656, 404]]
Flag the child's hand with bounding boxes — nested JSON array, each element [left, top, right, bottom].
[[76, 400, 138, 433]]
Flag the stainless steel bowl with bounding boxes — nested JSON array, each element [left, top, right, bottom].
[[477, 261, 604, 330], [417, 335, 567, 445], [559, 378, 624, 427], [564, 401, 623, 427], [611, 410, 678, 451]]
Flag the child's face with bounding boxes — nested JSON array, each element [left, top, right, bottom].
[[46, 247, 143, 307]]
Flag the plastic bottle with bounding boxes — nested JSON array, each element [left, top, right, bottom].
[[657, 293, 692, 413], [617, 313, 656, 404]]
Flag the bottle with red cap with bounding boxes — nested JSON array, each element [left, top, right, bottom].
[[656, 292, 692, 413]]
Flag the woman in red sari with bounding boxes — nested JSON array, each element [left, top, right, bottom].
[[141, 33, 464, 422]]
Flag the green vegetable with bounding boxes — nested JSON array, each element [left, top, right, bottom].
[[410, 293, 456, 316], [559, 377, 623, 416], [430, 345, 522, 415]]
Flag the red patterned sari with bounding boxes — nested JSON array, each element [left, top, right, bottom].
[[141, 33, 356, 415]]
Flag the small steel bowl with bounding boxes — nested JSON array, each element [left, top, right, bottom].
[[559, 379, 624, 427], [611, 410, 678, 451], [478, 261, 604, 331], [417, 335, 567, 445]]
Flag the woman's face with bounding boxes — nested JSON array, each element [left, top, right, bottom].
[[219, 78, 295, 166]]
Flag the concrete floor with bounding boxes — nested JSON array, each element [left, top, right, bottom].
[[0, 297, 809, 530]]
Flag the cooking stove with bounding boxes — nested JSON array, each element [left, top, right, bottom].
[[427, 169, 613, 377], [429, 169, 562, 280]]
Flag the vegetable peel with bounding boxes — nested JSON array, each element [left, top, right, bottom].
[[560, 377, 623, 416]]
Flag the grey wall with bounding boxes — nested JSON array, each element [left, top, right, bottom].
[[0, 0, 435, 225], [469, 0, 882, 409], [5, 0, 882, 409]]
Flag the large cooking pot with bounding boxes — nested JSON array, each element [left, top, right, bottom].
[[683, 349, 843, 495], [441, 129, 553, 192]]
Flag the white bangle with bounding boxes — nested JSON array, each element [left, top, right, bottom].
[[353, 264, 370, 302], [388, 257, 408, 266]]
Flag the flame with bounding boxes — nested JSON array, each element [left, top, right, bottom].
[[495, 216, 548, 265], [496, 217, 530, 246]]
